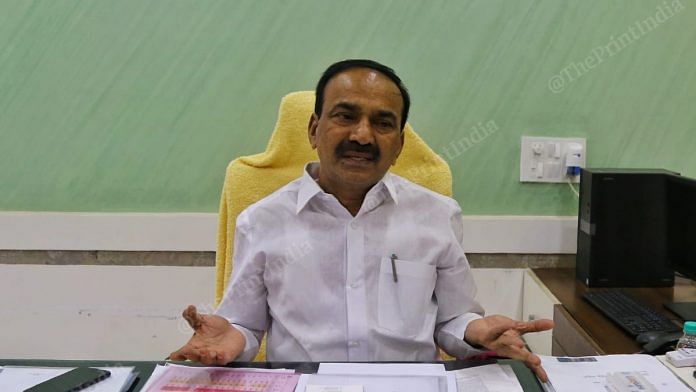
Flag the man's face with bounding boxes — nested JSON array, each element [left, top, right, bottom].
[[308, 68, 405, 191]]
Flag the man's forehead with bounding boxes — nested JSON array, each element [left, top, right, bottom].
[[323, 68, 403, 110], [326, 68, 401, 94]]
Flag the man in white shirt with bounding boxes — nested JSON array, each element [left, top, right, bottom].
[[171, 59, 553, 381]]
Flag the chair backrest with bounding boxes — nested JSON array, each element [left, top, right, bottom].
[[213, 91, 453, 360]]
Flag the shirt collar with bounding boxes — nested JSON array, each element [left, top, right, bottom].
[[380, 171, 399, 205], [296, 163, 324, 214], [296, 162, 399, 214]]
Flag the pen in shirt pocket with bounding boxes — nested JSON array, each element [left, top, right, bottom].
[[390, 253, 398, 283]]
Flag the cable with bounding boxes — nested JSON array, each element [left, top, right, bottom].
[[567, 177, 579, 198]]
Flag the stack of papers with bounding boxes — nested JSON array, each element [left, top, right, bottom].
[[295, 362, 525, 392], [540, 354, 692, 392], [297, 363, 454, 392], [0, 366, 137, 392], [142, 363, 299, 392]]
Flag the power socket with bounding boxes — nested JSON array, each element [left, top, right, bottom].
[[520, 136, 586, 183]]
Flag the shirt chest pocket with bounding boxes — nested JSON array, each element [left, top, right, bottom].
[[377, 257, 437, 338]]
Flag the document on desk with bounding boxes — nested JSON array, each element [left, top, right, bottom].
[[143, 363, 299, 392], [295, 363, 455, 392], [142, 364, 295, 391], [540, 354, 692, 392], [0, 366, 137, 392], [450, 363, 524, 392]]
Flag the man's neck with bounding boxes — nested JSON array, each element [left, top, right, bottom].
[[312, 166, 372, 216], [326, 187, 368, 216], [318, 179, 370, 216]]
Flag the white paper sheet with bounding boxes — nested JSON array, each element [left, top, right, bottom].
[[450, 363, 524, 392], [140, 364, 167, 392], [318, 363, 446, 376], [0, 366, 136, 392], [293, 363, 454, 392], [305, 385, 363, 392], [298, 373, 444, 392], [657, 355, 696, 389], [540, 354, 692, 392]]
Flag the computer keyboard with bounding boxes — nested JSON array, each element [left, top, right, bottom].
[[583, 290, 681, 337]]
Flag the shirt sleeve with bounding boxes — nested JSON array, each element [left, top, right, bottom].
[[231, 323, 264, 362], [434, 207, 486, 358], [215, 210, 269, 361]]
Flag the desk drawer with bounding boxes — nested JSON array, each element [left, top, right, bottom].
[[552, 304, 603, 356]]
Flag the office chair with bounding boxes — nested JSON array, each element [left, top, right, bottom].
[[215, 91, 453, 360]]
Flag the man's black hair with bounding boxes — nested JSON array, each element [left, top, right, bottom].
[[314, 59, 411, 130]]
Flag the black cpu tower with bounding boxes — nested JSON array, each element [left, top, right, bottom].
[[576, 168, 677, 287]]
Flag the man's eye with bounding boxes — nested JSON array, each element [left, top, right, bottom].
[[334, 112, 354, 121], [377, 120, 395, 129]]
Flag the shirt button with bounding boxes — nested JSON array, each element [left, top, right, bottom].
[[350, 221, 358, 229], [348, 340, 360, 347], [350, 282, 359, 289]]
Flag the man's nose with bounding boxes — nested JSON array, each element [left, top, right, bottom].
[[349, 117, 375, 145]]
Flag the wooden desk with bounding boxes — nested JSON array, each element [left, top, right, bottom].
[[533, 268, 696, 356]]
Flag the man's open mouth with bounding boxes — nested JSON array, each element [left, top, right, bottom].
[[341, 151, 376, 161]]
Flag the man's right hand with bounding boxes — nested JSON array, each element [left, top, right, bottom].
[[169, 305, 246, 365]]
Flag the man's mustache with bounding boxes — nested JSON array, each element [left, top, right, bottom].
[[335, 140, 381, 161]]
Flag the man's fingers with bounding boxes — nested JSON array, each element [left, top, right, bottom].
[[199, 348, 226, 365], [488, 330, 525, 351], [515, 319, 554, 334], [183, 305, 204, 330], [524, 353, 548, 383], [496, 339, 531, 359], [169, 350, 185, 361], [170, 345, 200, 362], [501, 331, 527, 349], [198, 348, 212, 365], [501, 345, 549, 383], [485, 318, 519, 339], [219, 349, 235, 365], [169, 347, 188, 361], [474, 315, 552, 383], [534, 364, 549, 383]]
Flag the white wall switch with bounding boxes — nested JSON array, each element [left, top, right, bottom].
[[520, 136, 586, 183]]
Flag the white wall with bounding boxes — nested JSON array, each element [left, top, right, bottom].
[[0, 265, 523, 360], [0, 265, 214, 360]]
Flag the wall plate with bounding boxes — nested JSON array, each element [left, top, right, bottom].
[[520, 136, 586, 183]]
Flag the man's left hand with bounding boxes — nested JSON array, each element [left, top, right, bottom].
[[464, 315, 554, 382]]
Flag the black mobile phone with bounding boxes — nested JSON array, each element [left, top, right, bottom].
[[24, 367, 111, 392]]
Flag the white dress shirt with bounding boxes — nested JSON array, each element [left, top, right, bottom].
[[216, 162, 484, 361]]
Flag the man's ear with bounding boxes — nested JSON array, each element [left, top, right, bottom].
[[308, 113, 319, 149]]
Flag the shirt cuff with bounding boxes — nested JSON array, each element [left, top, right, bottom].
[[230, 323, 260, 362], [436, 313, 485, 358]]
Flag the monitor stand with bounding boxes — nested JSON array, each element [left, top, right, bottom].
[[665, 302, 696, 322]]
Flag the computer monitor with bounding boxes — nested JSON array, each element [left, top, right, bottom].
[[664, 174, 696, 321]]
